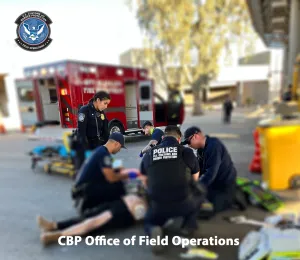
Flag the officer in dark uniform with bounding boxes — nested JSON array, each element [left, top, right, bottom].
[[140, 125, 205, 254], [140, 121, 164, 157], [75, 91, 111, 171], [282, 84, 293, 102], [182, 126, 237, 213], [222, 96, 233, 124], [73, 133, 140, 213]]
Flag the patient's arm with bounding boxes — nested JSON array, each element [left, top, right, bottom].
[[141, 140, 158, 154], [61, 211, 112, 236], [123, 194, 147, 221]]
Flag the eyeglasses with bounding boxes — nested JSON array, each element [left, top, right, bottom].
[[184, 132, 199, 145], [187, 134, 195, 144]]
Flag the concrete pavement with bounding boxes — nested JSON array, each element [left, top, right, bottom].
[[0, 109, 297, 260]]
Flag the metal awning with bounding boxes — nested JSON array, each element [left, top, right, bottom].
[[246, 0, 290, 47]]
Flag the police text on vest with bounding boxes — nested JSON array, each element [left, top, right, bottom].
[[153, 147, 178, 161]]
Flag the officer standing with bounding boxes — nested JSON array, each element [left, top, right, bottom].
[[222, 96, 233, 124], [140, 125, 204, 254], [182, 126, 237, 213], [282, 84, 293, 102], [140, 121, 164, 157], [77, 91, 111, 149], [73, 133, 140, 213], [75, 91, 111, 171]]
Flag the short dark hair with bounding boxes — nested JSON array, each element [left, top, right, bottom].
[[164, 125, 182, 138], [93, 91, 111, 102], [142, 121, 153, 129]]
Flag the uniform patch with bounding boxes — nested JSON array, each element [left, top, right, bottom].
[[78, 113, 85, 122], [101, 114, 105, 120], [103, 156, 112, 166], [152, 146, 178, 161]]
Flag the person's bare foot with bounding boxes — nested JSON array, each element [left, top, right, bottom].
[[37, 215, 56, 232], [40, 232, 61, 246]]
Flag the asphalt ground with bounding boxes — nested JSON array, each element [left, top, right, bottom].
[[0, 109, 282, 260]]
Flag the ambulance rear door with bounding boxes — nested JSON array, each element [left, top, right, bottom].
[[15, 79, 39, 126], [55, 75, 76, 128], [138, 80, 154, 127]]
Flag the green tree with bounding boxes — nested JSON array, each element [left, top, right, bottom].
[[128, 0, 255, 115]]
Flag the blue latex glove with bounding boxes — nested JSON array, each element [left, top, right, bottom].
[[85, 150, 92, 158], [139, 151, 143, 158], [128, 172, 138, 179]]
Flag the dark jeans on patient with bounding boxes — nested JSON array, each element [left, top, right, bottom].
[[57, 199, 134, 235]]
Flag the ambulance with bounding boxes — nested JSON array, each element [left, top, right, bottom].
[[15, 60, 185, 135]]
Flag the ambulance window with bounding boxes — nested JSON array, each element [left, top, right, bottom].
[[49, 89, 58, 103], [18, 88, 34, 102], [39, 79, 45, 86], [140, 85, 150, 100], [48, 78, 55, 86]]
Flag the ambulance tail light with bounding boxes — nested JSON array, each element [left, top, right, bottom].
[[63, 108, 70, 122], [61, 89, 68, 95]]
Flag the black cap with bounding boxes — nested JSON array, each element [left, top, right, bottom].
[[109, 132, 127, 149], [181, 126, 201, 145], [142, 121, 153, 129]]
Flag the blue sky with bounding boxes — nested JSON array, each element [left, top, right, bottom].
[[0, 0, 143, 77]]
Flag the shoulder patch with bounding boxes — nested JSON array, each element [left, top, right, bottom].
[[103, 156, 112, 166], [78, 113, 85, 122]]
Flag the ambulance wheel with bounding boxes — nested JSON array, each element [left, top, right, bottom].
[[290, 175, 300, 189], [109, 122, 125, 135]]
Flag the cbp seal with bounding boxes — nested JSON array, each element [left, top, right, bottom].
[[15, 11, 52, 51]]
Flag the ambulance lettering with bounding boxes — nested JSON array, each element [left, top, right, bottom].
[[83, 88, 95, 94], [95, 80, 124, 94]]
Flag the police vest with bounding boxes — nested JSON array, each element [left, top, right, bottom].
[[147, 144, 192, 204]]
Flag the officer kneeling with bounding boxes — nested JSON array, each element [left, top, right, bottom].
[[140, 125, 205, 254], [72, 133, 139, 214]]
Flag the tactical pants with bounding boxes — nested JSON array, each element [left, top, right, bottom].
[[223, 111, 232, 124], [144, 195, 203, 235], [207, 183, 236, 213], [74, 148, 85, 172], [79, 182, 126, 212]]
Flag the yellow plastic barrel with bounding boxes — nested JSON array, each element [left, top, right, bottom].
[[258, 124, 300, 190]]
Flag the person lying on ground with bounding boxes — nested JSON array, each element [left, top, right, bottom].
[[37, 189, 147, 246]]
